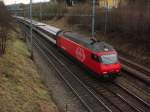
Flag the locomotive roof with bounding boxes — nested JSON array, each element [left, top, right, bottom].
[[63, 32, 115, 52]]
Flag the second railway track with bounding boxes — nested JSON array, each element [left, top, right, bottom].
[[119, 56, 150, 85], [119, 56, 150, 77]]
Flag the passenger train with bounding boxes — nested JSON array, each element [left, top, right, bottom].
[[16, 17, 122, 78]]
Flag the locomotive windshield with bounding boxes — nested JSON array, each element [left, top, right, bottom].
[[100, 54, 118, 64]]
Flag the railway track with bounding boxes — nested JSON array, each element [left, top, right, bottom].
[[19, 22, 150, 112], [119, 56, 150, 76], [119, 56, 150, 85], [116, 76, 150, 104], [27, 26, 149, 112], [22, 25, 112, 112]]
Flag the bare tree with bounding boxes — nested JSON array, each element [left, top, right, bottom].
[[0, 1, 12, 55]]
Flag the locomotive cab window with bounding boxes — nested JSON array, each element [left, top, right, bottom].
[[101, 54, 118, 64]]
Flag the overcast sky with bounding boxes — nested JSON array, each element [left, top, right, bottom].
[[3, 0, 50, 5]]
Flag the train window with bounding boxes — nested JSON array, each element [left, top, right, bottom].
[[91, 54, 100, 62], [101, 54, 118, 64]]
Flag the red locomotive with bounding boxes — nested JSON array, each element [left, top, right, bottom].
[[18, 17, 121, 78], [57, 32, 121, 77]]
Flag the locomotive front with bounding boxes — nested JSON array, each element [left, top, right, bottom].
[[91, 42, 121, 76]]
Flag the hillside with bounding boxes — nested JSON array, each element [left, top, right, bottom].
[[0, 30, 59, 112]]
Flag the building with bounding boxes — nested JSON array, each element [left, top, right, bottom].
[[64, 0, 121, 8], [99, 0, 121, 8]]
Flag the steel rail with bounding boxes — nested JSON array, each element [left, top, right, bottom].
[[116, 77, 150, 103], [114, 82, 150, 107], [119, 56, 150, 74], [23, 26, 112, 112], [121, 64, 150, 85], [19, 20, 150, 112], [119, 56, 150, 85]]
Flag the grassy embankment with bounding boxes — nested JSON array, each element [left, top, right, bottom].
[[0, 31, 59, 112]]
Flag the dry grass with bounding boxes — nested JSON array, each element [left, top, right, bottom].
[[0, 31, 59, 112]]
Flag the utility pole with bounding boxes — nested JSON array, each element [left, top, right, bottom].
[[30, 0, 33, 57], [15, 0, 17, 16], [40, 0, 42, 21], [23, 5, 26, 19], [104, 0, 108, 36], [91, 0, 96, 40]]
